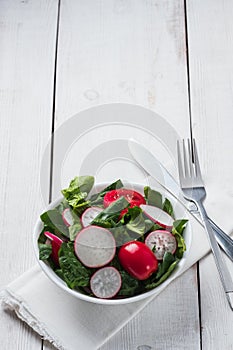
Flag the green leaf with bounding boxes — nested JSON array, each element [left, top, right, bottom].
[[90, 179, 124, 205], [111, 226, 131, 246], [38, 243, 52, 260], [162, 198, 175, 219], [145, 260, 179, 290], [58, 243, 91, 289], [61, 176, 94, 215], [118, 271, 140, 296], [62, 176, 94, 199], [40, 209, 69, 238], [68, 221, 82, 241], [156, 252, 176, 279], [125, 206, 145, 237], [144, 186, 162, 208], [91, 196, 129, 225], [172, 222, 187, 259], [173, 219, 188, 235]]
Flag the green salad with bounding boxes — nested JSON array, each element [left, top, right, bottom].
[[38, 176, 188, 299]]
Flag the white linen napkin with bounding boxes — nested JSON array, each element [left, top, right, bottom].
[[0, 208, 214, 350]]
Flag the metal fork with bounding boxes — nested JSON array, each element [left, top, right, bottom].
[[177, 138, 233, 310]]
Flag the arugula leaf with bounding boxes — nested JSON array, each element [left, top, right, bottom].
[[38, 243, 52, 260], [40, 209, 69, 238], [58, 243, 91, 289], [90, 179, 123, 205], [144, 186, 162, 208], [162, 198, 175, 219]]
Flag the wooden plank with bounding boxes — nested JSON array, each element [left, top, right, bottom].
[[0, 1, 58, 349], [50, 1, 201, 349], [186, 0, 233, 348]]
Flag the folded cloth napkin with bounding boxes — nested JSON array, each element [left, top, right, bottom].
[[0, 208, 214, 350]]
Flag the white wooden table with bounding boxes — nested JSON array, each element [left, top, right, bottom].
[[1, 1, 233, 349]]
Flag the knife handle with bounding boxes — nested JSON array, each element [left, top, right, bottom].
[[208, 217, 233, 262], [189, 205, 233, 261]]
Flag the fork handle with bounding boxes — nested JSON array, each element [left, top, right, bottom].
[[196, 200, 233, 309]]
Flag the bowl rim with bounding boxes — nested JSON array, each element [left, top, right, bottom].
[[33, 181, 192, 305]]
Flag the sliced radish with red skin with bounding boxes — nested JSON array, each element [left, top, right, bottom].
[[62, 208, 74, 227], [145, 230, 177, 260], [90, 267, 122, 299], [140, 204, 174, 230], [44, 231, 63, 265], [81, 206, 103, 227], [74, 226, 116, 268]]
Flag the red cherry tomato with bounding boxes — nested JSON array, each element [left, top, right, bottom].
[[118, 241, 158, 280], [103, 189, 146, 217]]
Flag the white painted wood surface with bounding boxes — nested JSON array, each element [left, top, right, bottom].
[[1, 1, 233, 350], [0, 0, 58, 349], [187, 1, 233, 349]]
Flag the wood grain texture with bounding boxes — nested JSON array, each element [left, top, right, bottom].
[[0, 0, 58, 349], [187, 0, 233, 348], [52, 1, 200, 349]]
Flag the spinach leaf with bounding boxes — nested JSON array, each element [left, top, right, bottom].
[[144, 186, 162, 208], [172, 220, 188, 259], [58, 243, 91, 289], [91, 196, 129, 225], [173, 219, 188, 235], [118, 271, 140, 296], [145, 260, 179, 290], [155, 252, 176, 279], [162, 198, 175, 219], [69, 221, 82, 241], [125, 206, 145, 237], [38, 243, 52, 260], [111, 226, 131, 246], [40, 209, 69, 238], [90, 179, 123, 205]]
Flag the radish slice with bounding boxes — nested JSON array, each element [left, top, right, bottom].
[[44, 231, 63, 265], [140, 204, 174, 229], [74, 226, 116, 268], [145, 230, 177, 260], [62, 208, 74, 227], [90, 267, 122, 299], [81, 206, 103, 227]]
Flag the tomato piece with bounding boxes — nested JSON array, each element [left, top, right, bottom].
[[103, 189, 146, 216], [118, 241, 158, 280]]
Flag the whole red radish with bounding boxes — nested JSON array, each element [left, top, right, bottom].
[[44, 231, 63, 266]]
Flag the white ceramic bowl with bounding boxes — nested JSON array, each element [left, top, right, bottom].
[[33, 182, 192, 305]]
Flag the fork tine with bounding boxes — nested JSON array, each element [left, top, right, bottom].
[[177, 140, 185, 182], [193, 138, 203, 180], [187, 138, 194, 177]]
